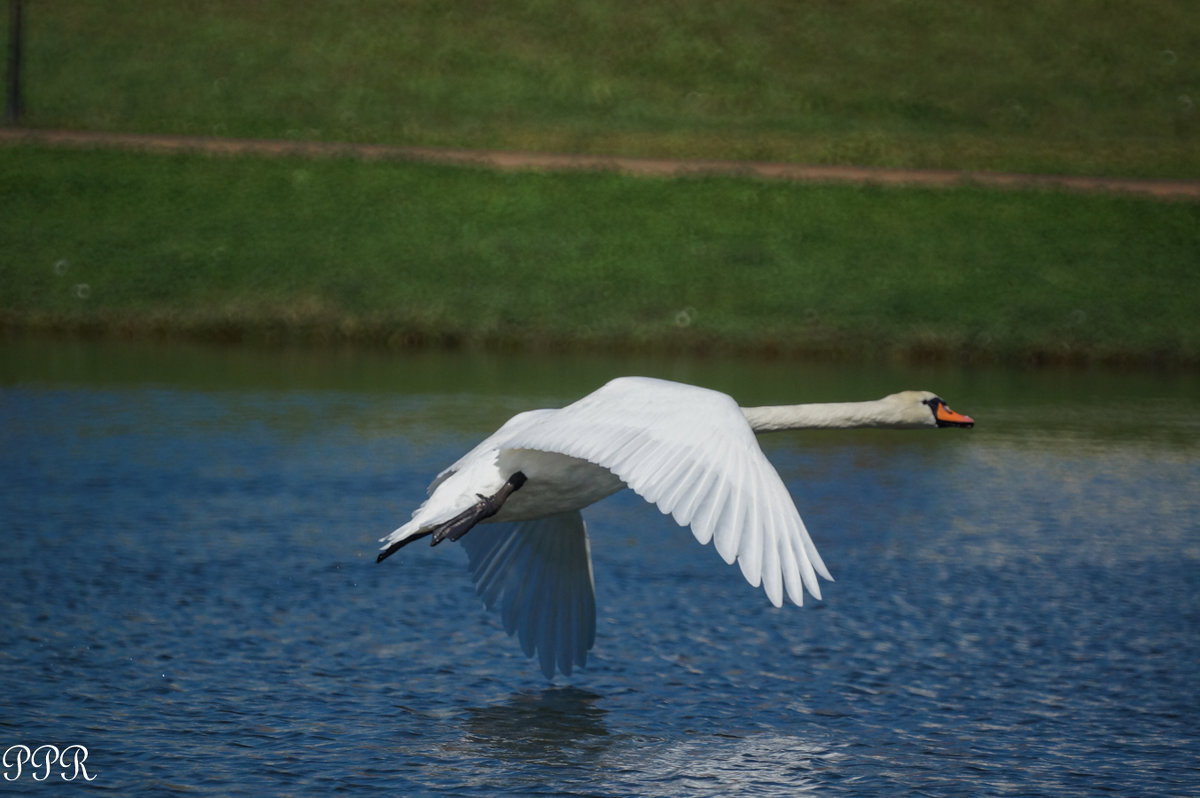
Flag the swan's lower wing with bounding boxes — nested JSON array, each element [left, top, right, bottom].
[[507, 376, 832, 608], [458, 512, 596, 679]]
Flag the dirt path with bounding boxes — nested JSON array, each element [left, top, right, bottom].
[[4, 127, 1199, 201]]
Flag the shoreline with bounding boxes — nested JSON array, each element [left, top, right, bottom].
[[4, 314, 1192, 370]]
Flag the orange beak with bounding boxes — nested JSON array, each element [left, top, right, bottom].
[[936, 403, 974, 428]]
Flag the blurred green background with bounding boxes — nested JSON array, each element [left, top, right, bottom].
[[2, 1, 1198, 364], [11, 0, 1200, 175]]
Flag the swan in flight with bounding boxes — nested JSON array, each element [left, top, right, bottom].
[[377, 376, 973, 678]]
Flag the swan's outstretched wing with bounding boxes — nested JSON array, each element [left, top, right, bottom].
[[506, 376, 832, 607], [458, 512, 596, 679]]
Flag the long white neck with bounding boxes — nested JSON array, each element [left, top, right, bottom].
[[740, 396, 928, 431]]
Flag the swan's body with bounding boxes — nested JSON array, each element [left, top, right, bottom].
[[378, 376, 973, 678]]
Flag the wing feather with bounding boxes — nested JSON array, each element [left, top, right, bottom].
[[459, 512, 595, 678], [667, 455, 718, 527], [778, 512, 802, 605], [729, 455, 760, 586], [760, 496, 784, 606], [690, 465, 729, 551], [507, 377, 830, 607], [518, 557, 547, 658]]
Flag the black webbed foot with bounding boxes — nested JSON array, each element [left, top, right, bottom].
[[432, 472, 528, 545], [377, 472, 528, 562]]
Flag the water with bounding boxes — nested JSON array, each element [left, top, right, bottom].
[[2, 339, 1198, 796]]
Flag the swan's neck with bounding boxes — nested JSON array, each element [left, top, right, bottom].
[[741, 399, 912, 431]]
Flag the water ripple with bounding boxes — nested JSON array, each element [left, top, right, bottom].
[[2, 376, 1197, 796]]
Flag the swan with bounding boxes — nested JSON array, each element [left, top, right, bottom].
[[377, 376, 973, 678]]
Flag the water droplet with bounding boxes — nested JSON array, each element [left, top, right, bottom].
[[73, 283, 91, 300], [1161, 49, 1177, 65], [674, 308, 695, 328], [54, 259, 69, 276]]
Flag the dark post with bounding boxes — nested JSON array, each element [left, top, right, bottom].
[[5, 0, 22, 125]]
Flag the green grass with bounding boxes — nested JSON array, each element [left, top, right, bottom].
[[8, 0, 1200, 178], [3, 145, 1197, 364]]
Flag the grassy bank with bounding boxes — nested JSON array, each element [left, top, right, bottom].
[[2, 146, 1197, 365], [8, 0, 1200, 178]]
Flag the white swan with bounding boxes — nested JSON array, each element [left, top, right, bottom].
[[378, 376, 974, 678]]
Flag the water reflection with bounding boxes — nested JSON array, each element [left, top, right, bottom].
[[454, 688, 847, 797], [458, 687, 611, 762]]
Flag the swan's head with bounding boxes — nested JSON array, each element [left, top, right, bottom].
[[883, 391, 975, 429]]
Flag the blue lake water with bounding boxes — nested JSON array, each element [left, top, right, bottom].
[[2, 340, 1198, 795]]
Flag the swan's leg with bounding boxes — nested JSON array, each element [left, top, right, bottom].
[[433, 471, 528, 545], [375, 471, 528, 563]]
